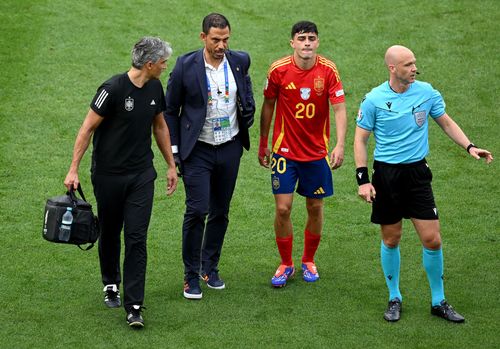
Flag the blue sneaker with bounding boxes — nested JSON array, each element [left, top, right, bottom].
[[183, 277, 202, 300], [301, 262, 319, 282], [202, 271, 225, 290], [271, 264, 295, 288]]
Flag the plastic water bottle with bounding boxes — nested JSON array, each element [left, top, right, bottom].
[[59, 207, 73, 242]]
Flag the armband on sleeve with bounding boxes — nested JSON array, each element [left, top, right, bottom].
[[356, 167, 370, 186]]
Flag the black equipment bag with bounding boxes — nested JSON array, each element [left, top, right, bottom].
[[43, 184, 100, 250]]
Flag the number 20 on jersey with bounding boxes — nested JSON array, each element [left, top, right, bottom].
[[295, 102, 316, 119]]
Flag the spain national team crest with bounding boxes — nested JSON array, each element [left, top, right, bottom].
[[413, 110, 426, 127], [125, 97, 134, 111], [272, 176, 280, 190], [300, 88, 311, 100], [314, 77, 324, 96]]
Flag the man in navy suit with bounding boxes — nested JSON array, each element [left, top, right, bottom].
[[164, 13, 255, 300]]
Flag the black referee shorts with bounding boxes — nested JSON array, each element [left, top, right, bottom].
[[371, 159, 439, 224]]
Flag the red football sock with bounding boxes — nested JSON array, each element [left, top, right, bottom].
[[302, 229, 321, 263], [276, 235, 293, 266]]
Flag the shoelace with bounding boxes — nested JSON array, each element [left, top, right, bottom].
[[441, 302, 455, 314], [388, 301, 400, 311], [105, 289, 119, 300], [275, 265, 293, 276], [305, 266, 317, 274], [185, 278, 200, 290]]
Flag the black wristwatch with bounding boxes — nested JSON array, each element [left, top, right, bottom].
[[466, 143, 477, 154]]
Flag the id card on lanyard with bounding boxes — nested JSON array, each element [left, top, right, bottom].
[[206, 61, 231, 144]]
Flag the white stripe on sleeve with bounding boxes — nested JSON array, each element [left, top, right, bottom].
[[95, 90, 109, 109]]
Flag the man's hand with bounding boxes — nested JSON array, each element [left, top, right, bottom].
[[330, 146, 345, 170], [64, 169, 80, 191], [258, 136, 271, 168], [166, 167, 178, 196], [174, 153, 183, 177], [358, 183, 376, 203], [469, 146, 494, 164]]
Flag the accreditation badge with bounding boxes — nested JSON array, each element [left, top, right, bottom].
[[212, 115, 231, 144]]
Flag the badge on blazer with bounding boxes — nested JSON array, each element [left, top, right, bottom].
[[125, 97, 134, 111], [413, 110, 426, 127]]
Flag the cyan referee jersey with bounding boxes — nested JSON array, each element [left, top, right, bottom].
[[357, 80, 445, 164]]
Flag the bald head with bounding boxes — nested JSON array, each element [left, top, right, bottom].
[[385, 45, 415, 67], [384, 45, 418, 92]]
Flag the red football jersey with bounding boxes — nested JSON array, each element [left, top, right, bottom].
[[264, 55, 345, 161]]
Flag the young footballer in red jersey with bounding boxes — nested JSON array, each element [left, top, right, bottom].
[[259, 21, 347, 287]]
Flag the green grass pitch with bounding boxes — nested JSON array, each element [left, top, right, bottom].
[[0, 0, 498, 348]]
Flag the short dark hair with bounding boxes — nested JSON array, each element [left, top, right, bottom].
[[291, 21, 318, 38], [202, 13, 231, 34]]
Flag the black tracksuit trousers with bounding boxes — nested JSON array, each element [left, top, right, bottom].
[[92, 167, 156, 310]]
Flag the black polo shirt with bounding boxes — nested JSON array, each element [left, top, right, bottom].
[[90, 72, 166, 175]]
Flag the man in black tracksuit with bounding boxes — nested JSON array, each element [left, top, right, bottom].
[[64, 37, 178, 328]]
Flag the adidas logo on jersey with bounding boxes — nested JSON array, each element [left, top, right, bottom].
[[314, 187, 325, 195], [285, 82, 297, 90], [150, 99, 156, 105]]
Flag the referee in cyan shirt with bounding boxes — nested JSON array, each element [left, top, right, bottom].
[[354, 45, 493, 323]]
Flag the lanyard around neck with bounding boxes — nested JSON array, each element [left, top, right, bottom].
[[206, 61, 229, 106]]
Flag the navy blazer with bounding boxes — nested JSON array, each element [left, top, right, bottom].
[[164, 49, 255, 161]]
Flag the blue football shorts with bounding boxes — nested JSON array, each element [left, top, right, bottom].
[[270, 153, 333, 198]]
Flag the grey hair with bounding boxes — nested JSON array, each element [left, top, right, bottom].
[[131, 37, 173, 69]]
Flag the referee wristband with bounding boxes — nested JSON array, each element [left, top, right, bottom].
[[466, 143, 477, 154], [356, 167, 370, 186]]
